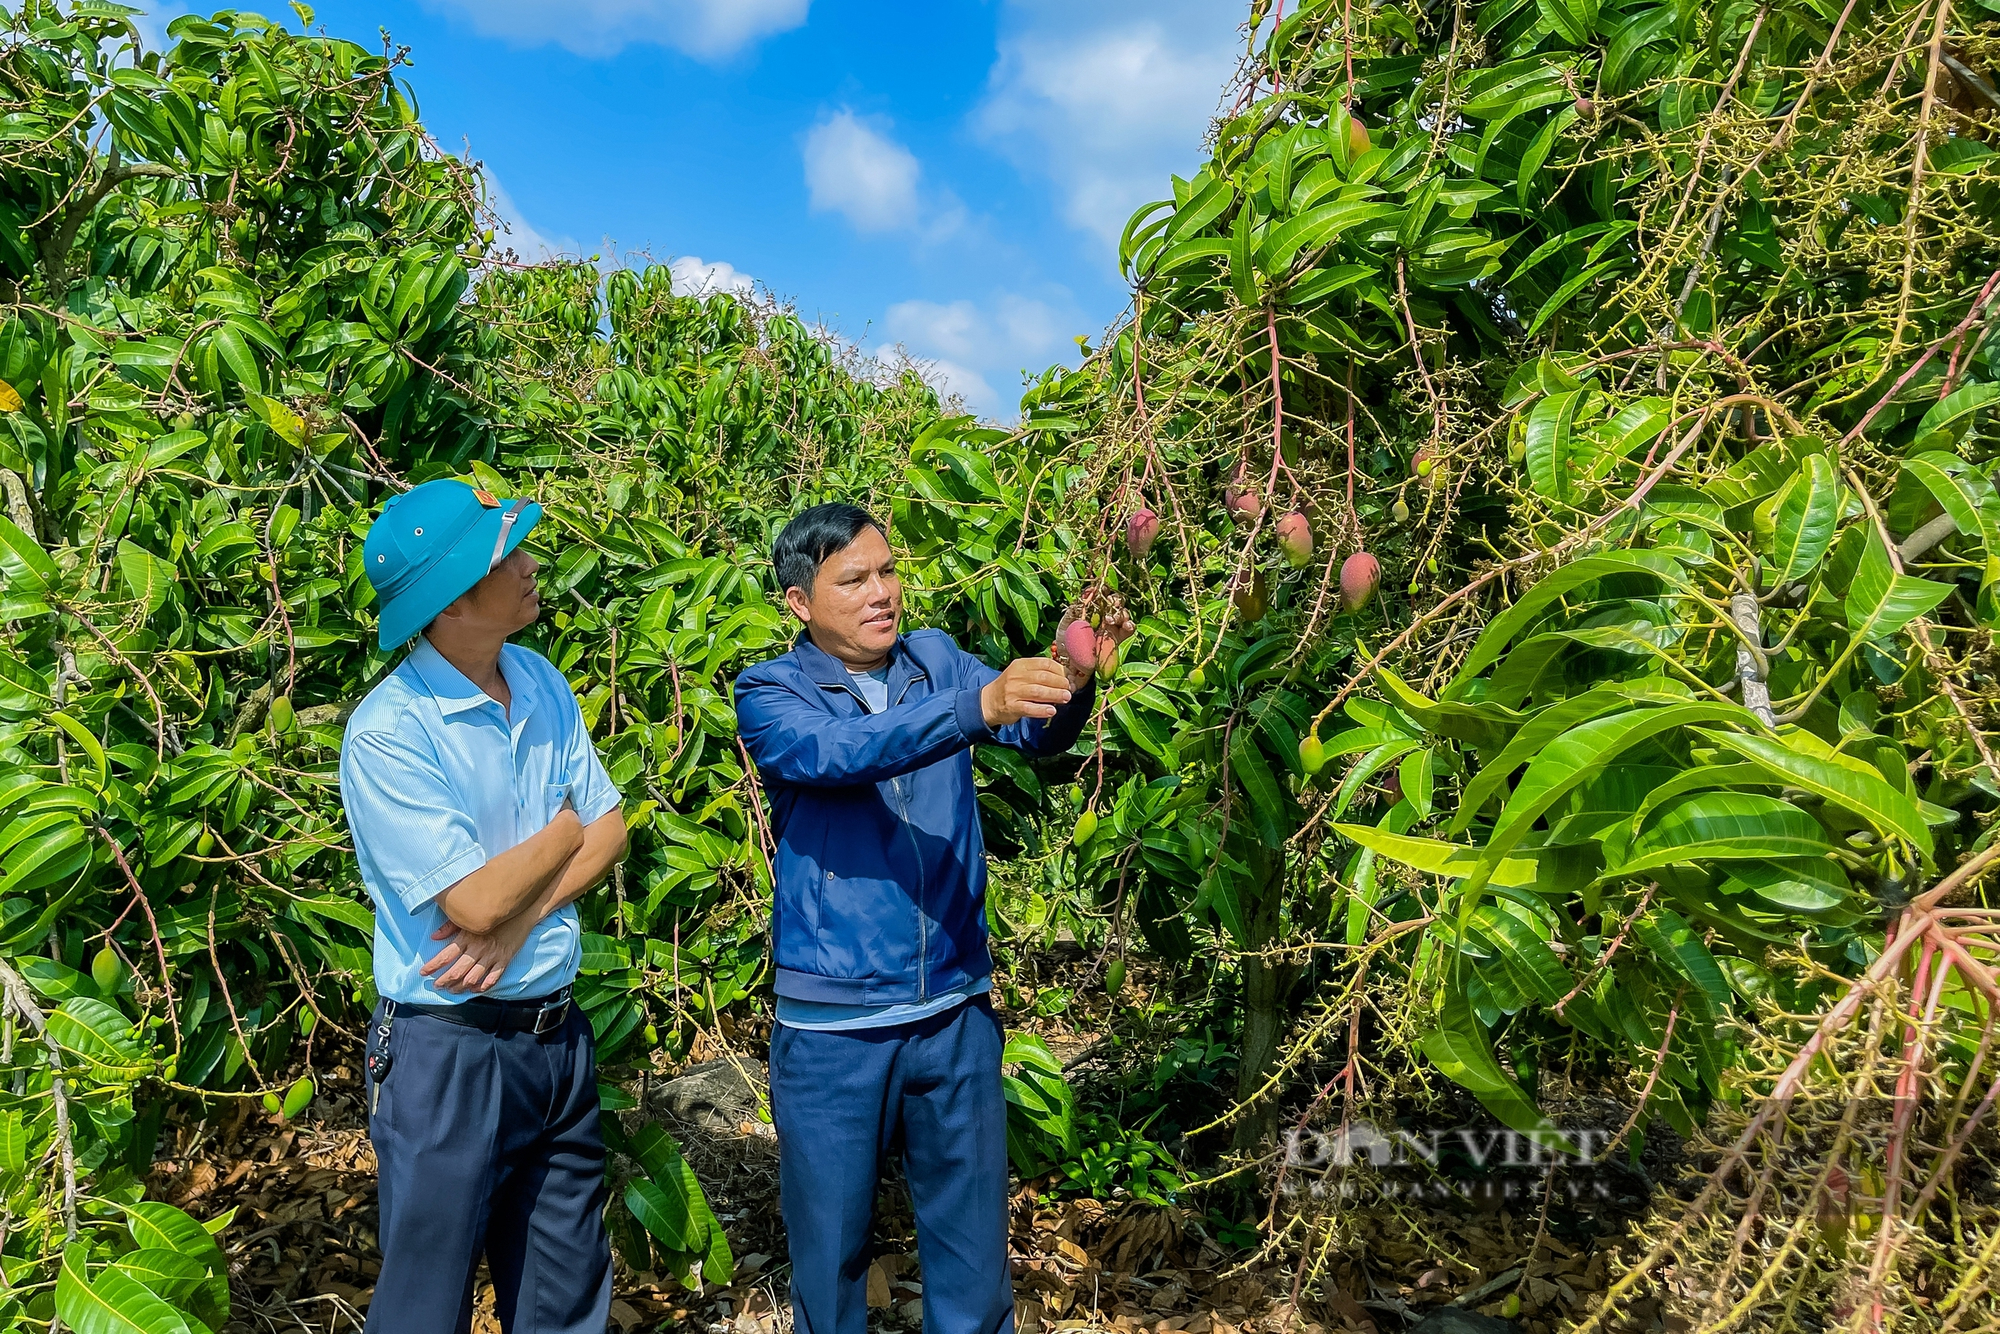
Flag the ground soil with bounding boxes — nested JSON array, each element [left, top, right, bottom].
[[144, 947, 1665, 1334]]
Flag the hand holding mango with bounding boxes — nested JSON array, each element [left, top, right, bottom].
[[1052, 590, 1136, 687]]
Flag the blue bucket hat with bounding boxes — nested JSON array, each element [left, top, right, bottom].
[[363, 479, 542, 650]]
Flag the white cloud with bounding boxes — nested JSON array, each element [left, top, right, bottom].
[[977, 0, 1241, 247], [803, 111, 924, 234], [417, 0, 810, 60], [482, 173, 583, 263], [669, 255, 756, 298], [881, 293, 1075, 420]]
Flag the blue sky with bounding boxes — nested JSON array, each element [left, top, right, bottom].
[[137, 1, 1245, 418]]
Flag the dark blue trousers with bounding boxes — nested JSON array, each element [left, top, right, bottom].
[[769, 995, 1014, 1334], [363, 1002, 611, 1334]]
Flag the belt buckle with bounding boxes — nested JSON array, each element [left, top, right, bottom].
[[531, 1000, 566, 1035]]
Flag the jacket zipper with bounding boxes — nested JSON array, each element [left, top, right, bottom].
[[827, 665, 934, 1002], [890, 671, 929, 1000]]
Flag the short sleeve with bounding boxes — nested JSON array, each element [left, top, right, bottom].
[[561, 689, 622, 826], [340, 728, 490, 913]]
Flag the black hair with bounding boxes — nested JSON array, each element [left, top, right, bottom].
[[772, 503, 886, 597]]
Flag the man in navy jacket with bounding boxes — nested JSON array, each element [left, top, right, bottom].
[[736, 503, 1126, 1334]]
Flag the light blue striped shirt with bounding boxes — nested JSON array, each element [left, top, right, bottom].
[[340, 636, 621, 1005]]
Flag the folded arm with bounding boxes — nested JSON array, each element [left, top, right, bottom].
[[424, 806, 628, 994], [432, 807, 583, 936]]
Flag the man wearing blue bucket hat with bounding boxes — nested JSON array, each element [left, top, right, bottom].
[[338, 478, 627, 1334]]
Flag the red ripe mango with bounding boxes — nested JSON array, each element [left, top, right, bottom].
[[1275, 511, 1313, 567], [1060, 619, 1099, 671], [1224, 465, 1262, 525], [1126, 507, 1160, 559], [1095, 638, 1120, 682], [1340, 551, 1380, 612]]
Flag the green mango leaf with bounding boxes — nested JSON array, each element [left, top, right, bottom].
[[1721, 858, 1852, 913], [1375, 666, 1520, 748], [1702, 439, 1801, 508], [1631, 907, 1731, 1013], [1914, 381, 2000, 447], [1536, 0, 1599, 45], [1330, 739, 1419, 824], [1769, 452, 1840, 584], [1450, 681, 1693, 832], [110, 1250, 210, 1306], [0, 1109, 23, 1176], [1420, 997, 1573, 1151], [1483, 702, 1753, 871], [116, 540, 178, 615], [1333, 823, 1540, 886], [1230, 201, 1259, 307], [1525, 388, 1583, 501], [0, 513, 56, 591], [48, 996, 150, 1080], [1399, 747, 1435, 820], [1845, 528, 1952, 640], [1695, 727, 1932, 858], [1614, 790, 1833, 876], [57, 1242, 193, 1334], [625, 1178, 697, 1253], [1230, 727, 1291, 848], [1449, 551, 1689, 687], [1469, 899, 1572, 1005]]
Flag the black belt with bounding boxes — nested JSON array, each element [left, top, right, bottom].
[[397, 986, 575, 1035]]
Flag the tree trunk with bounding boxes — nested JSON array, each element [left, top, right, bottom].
[[1234, 843, 1285, 1154]]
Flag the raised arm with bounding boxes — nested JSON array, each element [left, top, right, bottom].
[[736, 674, 995, 786], [961, 650, 1096, 757]]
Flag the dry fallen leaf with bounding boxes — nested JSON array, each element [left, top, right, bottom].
[[867, 1261, 892, 1308]]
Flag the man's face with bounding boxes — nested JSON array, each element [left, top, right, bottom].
[[786, 525, 902, 665], [438, 548, 541, 639]]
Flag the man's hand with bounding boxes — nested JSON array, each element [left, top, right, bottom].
[[422, 913, 534, 995], [981, 657, 1075, 728]]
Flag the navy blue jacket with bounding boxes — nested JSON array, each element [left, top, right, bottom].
[[734, 629, 1094, 1005]]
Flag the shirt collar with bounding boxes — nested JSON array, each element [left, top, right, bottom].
[[407, 635, 524, 719], [795, 632, 923, 695]]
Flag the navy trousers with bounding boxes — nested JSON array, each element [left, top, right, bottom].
[[769, 995, 1014, 1334], [363, 1002, 611, 1334]]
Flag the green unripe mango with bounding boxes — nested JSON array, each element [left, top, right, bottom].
[[1299, 734, 1327, 775], [1188, 665, 1206, 689], [1072, 809, 1098, 846], [281, 1076, 314, 1120], [1106, 959, 1127, 994], [269, 695, 295, 734], [1392, 499, 1410, 523], [195, 830, 215, 857], [1502, 1294, 1522, 1319], [299, 1007, 317, 1036], [643, 1023, 659, 1046], [91, 946, 123, 994], [262, 1092, 283, 1117]]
